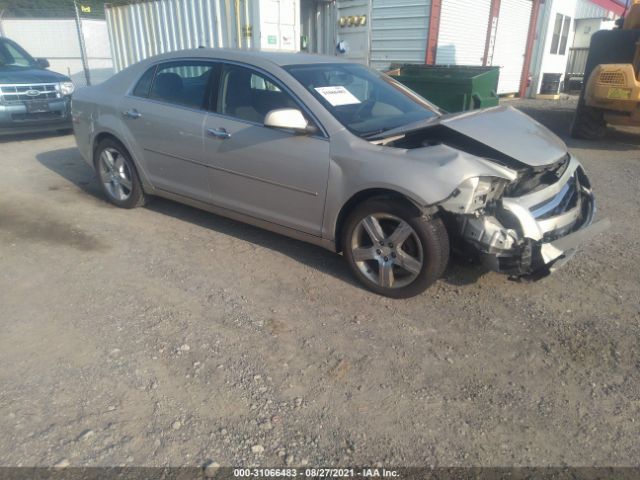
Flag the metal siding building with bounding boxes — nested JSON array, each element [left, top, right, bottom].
[[369, 0, 431, 71], [575, 0, 613, 18], [104, 0, 544, 94], [434, 0, 539, 94], [335, 0, 372, 64], [106, 0, 299, 72]]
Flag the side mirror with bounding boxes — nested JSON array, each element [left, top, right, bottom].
[[36, 58, 50, 69], [264, 108, 317, 134]]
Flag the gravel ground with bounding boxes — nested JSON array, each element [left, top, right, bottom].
[[1, 97, 639, 468]]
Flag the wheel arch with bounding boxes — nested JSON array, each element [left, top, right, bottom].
[[333, 188, 425, 253], [92, 130, 153, 191], [92, 131, 120, 165]]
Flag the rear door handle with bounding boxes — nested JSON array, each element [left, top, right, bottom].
[[207, 127, 231, 139], [122, 109, 142, 119]]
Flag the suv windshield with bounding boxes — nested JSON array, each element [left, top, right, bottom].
[[0, 38, 37, 68], [284, 63, 439, 138]]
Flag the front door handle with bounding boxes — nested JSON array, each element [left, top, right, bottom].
[[122, 109, 142, 119], [207, 127, 231, 139]]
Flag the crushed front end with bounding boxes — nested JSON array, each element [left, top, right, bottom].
[[445, 155, 608, 278]]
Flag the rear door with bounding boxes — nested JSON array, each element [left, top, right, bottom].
[[119, 60, 217, 202], [202, 62, 330, 236]]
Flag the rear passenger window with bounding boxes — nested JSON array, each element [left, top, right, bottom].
[[132, 66, 156, 98], [217, 64, 298, 124], [149, 61, 215, 109]]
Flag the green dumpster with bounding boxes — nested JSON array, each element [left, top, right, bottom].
[[388, 64, 500, 113]]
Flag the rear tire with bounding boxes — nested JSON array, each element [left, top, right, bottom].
[[342, 198, 449, 298], [94, 138, 147, 209]]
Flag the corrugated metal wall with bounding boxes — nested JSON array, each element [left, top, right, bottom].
[[370, 0, 431, 70], [106, 0, 301, 72], [575, 0, 613, 19], [336, 0, 371, 64], [106, 0, 241, 71], [436, 0, 492, 65]]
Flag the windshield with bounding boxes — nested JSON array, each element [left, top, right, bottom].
[[284, 63, 439, 138], [0, 38, 37, 68]]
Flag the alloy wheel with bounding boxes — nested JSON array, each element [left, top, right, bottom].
[[350, 213, 424, 289], [98, 147, 133, 202]]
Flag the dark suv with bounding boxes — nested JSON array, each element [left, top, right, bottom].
[[0, 37, 73, 135]]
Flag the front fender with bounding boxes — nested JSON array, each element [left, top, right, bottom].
[[322, 132, 517, 241]]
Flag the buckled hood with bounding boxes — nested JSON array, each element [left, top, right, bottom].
[[440, 106, 568, 167]]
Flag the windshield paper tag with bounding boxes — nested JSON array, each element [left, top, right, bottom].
[[314, 86, 361, 106]]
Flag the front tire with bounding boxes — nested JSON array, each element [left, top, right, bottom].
[[342, 199, 449, 298], [94, 138, 146, 209]]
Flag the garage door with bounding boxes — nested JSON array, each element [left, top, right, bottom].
[[436, 0, 492, 65], [491, 0, 533, 94]]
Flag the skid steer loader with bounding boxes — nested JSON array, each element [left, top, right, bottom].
[[571, 0, 640, 139]]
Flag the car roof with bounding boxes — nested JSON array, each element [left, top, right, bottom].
[[149, 48, 350, 67]]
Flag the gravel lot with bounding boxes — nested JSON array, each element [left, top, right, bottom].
[[1, 98, 639, 468]]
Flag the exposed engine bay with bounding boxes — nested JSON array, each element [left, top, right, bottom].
[[370, 118, 609, 278]]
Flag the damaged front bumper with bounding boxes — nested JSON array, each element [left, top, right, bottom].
[[458, 155, 609, 277]]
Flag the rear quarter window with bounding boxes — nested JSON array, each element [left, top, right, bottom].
[[132, 66, 156, 98]]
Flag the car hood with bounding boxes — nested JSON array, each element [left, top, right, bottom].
[[439, 106, 567, 167], [0, 66, 70, 84], [376, 105, 568, 168]]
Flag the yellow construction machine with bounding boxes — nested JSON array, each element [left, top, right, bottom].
[[571, 0, 640, 139]]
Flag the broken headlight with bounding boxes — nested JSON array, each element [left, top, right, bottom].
[[444, 177, 509, 214]]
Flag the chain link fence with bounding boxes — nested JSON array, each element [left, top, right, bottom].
[[0, 2, 115, 86]]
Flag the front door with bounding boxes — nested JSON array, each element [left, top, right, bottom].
[[119, 60, 217, 202], [203, 63, 330, 237]]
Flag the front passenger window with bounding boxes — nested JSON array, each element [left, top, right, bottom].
[[149, 61, 215, 109], [217, 64, 298, 124]]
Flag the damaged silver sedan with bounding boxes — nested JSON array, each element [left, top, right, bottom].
[[72, 49, 607, 298]]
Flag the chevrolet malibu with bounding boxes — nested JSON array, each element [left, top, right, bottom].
[[72, 49, 607, 298]]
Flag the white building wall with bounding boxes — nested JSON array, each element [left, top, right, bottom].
[[573, 17, 616, 48], [530, 0, 578, 95], [259, 0, 299, 51], [0, 18, 113, 85]]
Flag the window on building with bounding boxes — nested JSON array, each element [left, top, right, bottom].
[[559, 16, 572, 55], [550, 13, 572, 55]]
